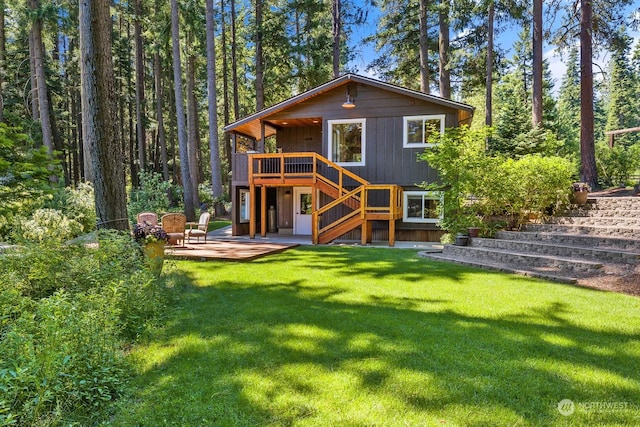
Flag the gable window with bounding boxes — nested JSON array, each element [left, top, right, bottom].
[[328, 119, 366, 166], [403, 191, 443, 223], [403, 115, 445, 148]]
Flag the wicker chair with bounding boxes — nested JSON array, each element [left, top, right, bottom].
[[185, 212, 211, 243], [161, 213, 186, 246], [136, 212, 158, 226]]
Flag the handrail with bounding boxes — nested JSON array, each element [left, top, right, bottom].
[[249, 153, 368, 195], [248, 152, 402, 244]]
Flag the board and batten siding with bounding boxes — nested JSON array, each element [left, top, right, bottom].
[[268, 82, 455, 186]]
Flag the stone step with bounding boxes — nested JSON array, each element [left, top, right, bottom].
[[471, 237, 640, 265], [551, 216, 640, 227], [525, 223, 640, 239], [567, 208, 640, 218], [443, 244, 603, 276], [496, 230, 640, 252], [587, 197, 640, 210], [418, 252, 579, 284]]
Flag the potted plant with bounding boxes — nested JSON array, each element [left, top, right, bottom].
[[571, 182, 590, 205], [133, 222, 169, 274]]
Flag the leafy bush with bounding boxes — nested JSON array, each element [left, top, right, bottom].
[[47, 182, 97, 234], [0, 123, 60, 240], [596, 141, 640, 188], [421, 125, 574, 237], [11, 208, 83, 244], [128, 170, 174, 223], [0, 231, 171, 424]]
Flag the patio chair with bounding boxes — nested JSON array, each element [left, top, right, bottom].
[[136, 212, 158, 226], [161, 213, 186, 246], [185, 212, 211, 243]]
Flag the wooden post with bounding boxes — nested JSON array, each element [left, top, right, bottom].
[[261, 185, 267, 237], [361, 220, 368, 245], [388, 218, 395, 247], [249, 184, 256, 239]]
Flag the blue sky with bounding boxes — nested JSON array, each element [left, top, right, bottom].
[[347, 3, 640, 95]]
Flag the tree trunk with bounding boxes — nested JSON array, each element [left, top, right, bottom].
[[532, 0, 543, 127], [230, 0, 239, 120], [134, 0, 147, 176], [29, 30, 39, 123], [0, 0, 5, 123], [186, 49, 201, 209], [418, 0, 430, 93], [170, 0, 196, 221], [221, 0, 232, 183], [332, 0, 341, 78], [79, 0, 129, 231], [206, 0, 224, 216], [30, 0, 55, 164], [438, 0, 450, 98], [154, 49, 169, 181], [255, 0, 264, 111], [485, 1, 494, 127], [580, 0, 597, 187]]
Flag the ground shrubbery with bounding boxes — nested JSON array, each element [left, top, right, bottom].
[[0, 232, 173, 426], [420, 126, 575, 240]]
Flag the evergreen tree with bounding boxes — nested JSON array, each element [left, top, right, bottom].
[[491, 26, 559, 157], [603, 31, 639, 148], [557, 45, 580, 158]]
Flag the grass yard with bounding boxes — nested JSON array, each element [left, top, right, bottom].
[[208, 219, 232, 232], [111, 246, 640, 426]]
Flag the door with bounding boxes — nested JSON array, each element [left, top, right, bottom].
[[294, 187, 313, 235]]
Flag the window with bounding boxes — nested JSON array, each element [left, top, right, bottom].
[[239, 189, 250, 223], [403, 191, 443, 223], [403, 115, 445, 148], [328, 119, 366, 166]]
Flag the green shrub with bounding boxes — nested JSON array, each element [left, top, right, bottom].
[[421, 126, 574, 236], [128, 171, 174, 223], [0, 123, 60, 241], [11, 208, 83, 244], [596, 141, 640, 187], [47, 182, 97, 234], [0, 231, 172, 424]]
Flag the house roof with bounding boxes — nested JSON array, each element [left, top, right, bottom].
[[224, 73, 475, 140]]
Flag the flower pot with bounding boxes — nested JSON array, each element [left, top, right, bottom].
[[571, 191, 588, 205], [143, 240, 165, 275], [467, 227, 481, 238], [454, 233, 469, 246]]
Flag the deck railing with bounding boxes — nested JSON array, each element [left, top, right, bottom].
[[248, 152, 402, 244]]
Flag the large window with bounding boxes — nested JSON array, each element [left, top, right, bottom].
[[328, 119, 366, 166], [403, 191, 443, 223], [403, 115, 445, 148], [239, 189, 250, 223]]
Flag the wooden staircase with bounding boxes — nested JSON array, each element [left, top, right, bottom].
[[248, 153, 403, 245]]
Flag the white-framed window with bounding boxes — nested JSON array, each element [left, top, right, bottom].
[[328, 118, 366, 166], [403, 114, 445, 148], [403, 191, 443, 223], [239, 189, 250, 223]]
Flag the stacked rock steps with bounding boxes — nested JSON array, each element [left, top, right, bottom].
[[419, 196, 640, 284]]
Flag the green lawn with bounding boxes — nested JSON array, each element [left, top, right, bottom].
[[111, 246, 640, 426], [208, 219, 231, 232]]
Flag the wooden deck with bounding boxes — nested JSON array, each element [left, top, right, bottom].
[[164, 240, 299, 261]]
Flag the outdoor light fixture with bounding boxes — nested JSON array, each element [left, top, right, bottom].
[[341, 86, 356, 109]]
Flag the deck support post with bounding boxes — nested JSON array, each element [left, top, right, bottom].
[[249, 184, 256, 239], [261, 185, 267, 237], [388, 218, 395, 247], [361, 220, 372, 245]]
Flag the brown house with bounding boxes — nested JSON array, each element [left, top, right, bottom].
[[225, 74, 474, 245]]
